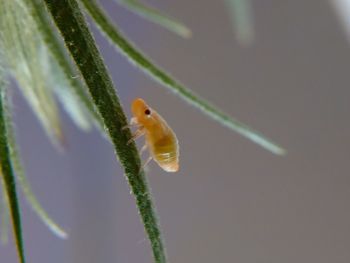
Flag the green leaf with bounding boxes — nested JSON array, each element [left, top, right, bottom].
[[225, 0, 254, 45], [0, 83, 26, 263], [0, 0, 63, 146], [43, 0, 167, 263], [0, 0, 68, 240], [5, 94, 68, 239], [80, 0, 285, 155], [21, 0, 104, 132], [116, 0, 191, 38], [48, 56, 92, 131]]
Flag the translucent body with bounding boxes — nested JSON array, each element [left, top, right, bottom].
[[131, 98, 179, 172]]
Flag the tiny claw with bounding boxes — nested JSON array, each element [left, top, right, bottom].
[[122, 125, 130, 131], [139, 156, 152, 174], [127, 128, 145, 145], [122, 118, 139, 131], [127, 138, 134, 145]]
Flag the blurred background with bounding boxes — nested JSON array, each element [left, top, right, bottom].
[[2, 0, 350, 262]]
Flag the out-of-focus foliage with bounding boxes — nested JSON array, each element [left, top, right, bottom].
[[116, 0, 191, 38], [225, 0, 254, 45], [0, 1, 286, 263]]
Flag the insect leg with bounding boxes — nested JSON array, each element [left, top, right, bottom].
[[127, 128, 145, 145], [122, 117, 138, 131], [139, 155, 153, 174], [140, 144, 148, 156], [130, 117, 138, 125]]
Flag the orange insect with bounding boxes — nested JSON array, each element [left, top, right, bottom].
[[126, 98, 179, 172]]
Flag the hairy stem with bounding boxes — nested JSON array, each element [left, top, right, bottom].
[[43, 1, 167, 262]]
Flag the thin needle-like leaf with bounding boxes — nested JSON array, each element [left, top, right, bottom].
[[0, 0, 68, 239], [0, 51, 10, 247], [22, 0, 104, 132], [0, 0, 63, 146], [0, 85, 26, 263], [5, 96, 67, 239], [225, 0, 254, 45], [116, 0, 191, 38], [80, 0, 285, 155], [0, 178, 10, 245], [43, 0, 167, 263]]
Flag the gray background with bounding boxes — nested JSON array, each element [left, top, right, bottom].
[[1, 0, 350, 262]]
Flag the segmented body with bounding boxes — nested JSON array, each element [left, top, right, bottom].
[[130, 98, 179, 172]]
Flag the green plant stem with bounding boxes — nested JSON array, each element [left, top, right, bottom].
[[43, 1, 167, 263], [80, 0, 285, 155], [0, 86, 25, 263]]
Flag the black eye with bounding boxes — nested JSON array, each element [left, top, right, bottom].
[[144, 109, 151, 115]]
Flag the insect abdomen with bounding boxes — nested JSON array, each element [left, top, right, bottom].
[[150, 134, 179, 172]]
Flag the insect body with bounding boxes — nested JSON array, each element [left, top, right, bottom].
[[128, 98, 179, 172]]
